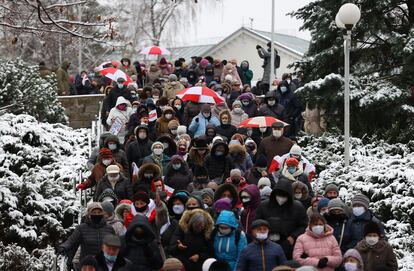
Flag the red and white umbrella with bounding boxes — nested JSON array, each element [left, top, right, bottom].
[[140, 45, 171, 55], [238, 116, 289, 128], [99, 67, 132, 85], [94, 61, 121, 71], [176, 86, 225, 104]]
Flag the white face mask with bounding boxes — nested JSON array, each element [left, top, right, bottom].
[[172, 204, 185, 215], [259, 127, 267, 133], [165, 113, 173, 120], [172, 163, 181, 170], [153, 148, 163, 156], [175, 105, 182, 110], [108, 143, 117, 150], [344, 262, 358, 271], [233, 108, 243, 114], [365, 236, 379, 246], [294, 193, 302, 200], [352, 206, 366, 217], [221, 119, 229, 125], [273, 130, 283, 138], [241, 197, 251, 203], [138, 133, 147, 140], [255, 232, 268, 241], [102, 159, 112, 166], [276, 196, 288, 205], [219, 227, 232, 235], [117, 83, 124, 88], [311, 225, 325, 235], [267, 100, 276, 106], [269, 233, 280, 242]]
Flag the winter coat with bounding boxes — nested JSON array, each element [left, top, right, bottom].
[[163, 81, 185, 100], [237, 239, 287, 271], [133, 163, 162, 192], [164, 156, 193, 190], [214, 211, 248, 271], [60, 218, 115, 262], [255, 179, 308, 258], [142, 153, 171, 176], [56, 60, 70, 95], [106, 86, 133, 111], [257, 47, 271, 84], [356, 239, 398, 271], [105, 213, 126, 236], [204, 141, 232, 180], [291, 181, 312, 210], [239, 93, 258, 118], [120, 57, 137, 76], [106, 97, 133, 145], [156, 134, 177, 158], [343, 210, 385, 251], [155, 107, 179, 137], [94, 174, 133, 202], [169, 209, 215, 271], [183, 101, 201, 126], [95, 250, 133, 271], [324, 213, 350, 253], [221, 64, 242, 85], [257, 135, 294, 166], [104, 135, 130, 177], [146, 64, 162, 85], [121, 215, 163, 271], [189, 112, 220, 138], [229, 144, 253, 174], [258, 103, 287, 121], [244, 167, 268, 186], [126, 126, 153, 170], [230, 109, 249, 127], [216, 124, 237, 142], [293, 225, 343, 271], [83, 160, 124, 189], [276, 87, 303, 120], [239, 185, 261, 238], [241, 61, 253, 86]]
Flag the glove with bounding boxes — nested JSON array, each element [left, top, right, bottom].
[[56, 246, 66, 255], [300, 252, 309, 259], [76, 183, 86, 190], [256, 45, 262, 50], [195, 117, 199, 123], [317, 257, 328, 268]]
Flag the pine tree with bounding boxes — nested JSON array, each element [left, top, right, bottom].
[[290, 0, 414, 142]]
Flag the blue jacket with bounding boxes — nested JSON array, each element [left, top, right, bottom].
[[237, 239, 287, 271], [188, 112, 220, 138], [214, 211, 247, 271]]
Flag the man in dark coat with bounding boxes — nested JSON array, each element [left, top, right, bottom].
[[204, 140, 232, 181], [94, 165, 133, 202], [105, 77, 133, 111], [258, 90, 287, 120], [121, 215, 163, 271], [126, 125, 153, 172], [164, 155, 193, 190], [256, 121, 294, 166], [95, 234, 133, 271], [255, 178, 308, 259]]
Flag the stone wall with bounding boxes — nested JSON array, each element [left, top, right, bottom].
[[58, 94, 104, 129]]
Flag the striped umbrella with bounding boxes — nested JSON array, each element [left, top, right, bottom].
[[176, 86, 225, 104], [238, 116, 289, 128], [99, 67, 132, 85], [94, 61, 121, 71], [140, 45, 171, 55]]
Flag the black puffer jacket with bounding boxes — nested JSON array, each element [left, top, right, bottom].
[[104, 135, 130, 178], [94, 174, 133, 202], [255, 178, 307, 258], [204, 141, 232, 181], [59, 218, 115, 262], [126, 125, 153, 170], [121, 215, 163, 271], [164, 156, 193, 190]]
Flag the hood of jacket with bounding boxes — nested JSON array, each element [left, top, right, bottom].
[[167, 190, 190, 215], [125, 214, 155, 244], [179, 209, 214, 239], [214, 183, 238, 208], [215, 210, 238, 229], [241, 60, 250, 70], [292, 181, 309, 201], [104, 134, 121, 149], [240, 184, 261, 209], [219, 109, 232, 123], [138, 163, 161, 182], [161, 106, 176, 118], [134, 124, 149, 138], [120, 57, 131, 66], [115, 96, 129, 107], [229, 144, 246, 157], [99, 132, 112, 148], [269, 177, 294, 206], [211, 141, 229, 158]]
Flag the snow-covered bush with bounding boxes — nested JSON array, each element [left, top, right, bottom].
[[0, 59, 67, 124], [0, 113, 89, 270], [299, 134, 414, 270]]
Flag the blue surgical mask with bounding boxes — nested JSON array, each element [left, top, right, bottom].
[[287, 167, 296, 174], [108, 143, 117, 150], [215, 151, 224, 156], [280, 86, 288, 93], [104, 252, 117, 263], [172, 163, 181, 170]]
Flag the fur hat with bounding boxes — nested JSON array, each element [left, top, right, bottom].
[[364, 221, 381, 236], [133, 191, 149, 204], [177, 125, 187, 135], [163, 257, 184, 271]]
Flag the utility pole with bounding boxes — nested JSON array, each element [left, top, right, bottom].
[[270, 0, 275, 82]]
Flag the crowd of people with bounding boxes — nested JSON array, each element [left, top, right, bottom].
[[56, 55, 397, 271]]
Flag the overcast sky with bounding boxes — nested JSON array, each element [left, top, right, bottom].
[[174, 0, 311, 46]]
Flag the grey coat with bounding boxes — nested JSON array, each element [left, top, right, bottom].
[[257, 47, 271, 84]]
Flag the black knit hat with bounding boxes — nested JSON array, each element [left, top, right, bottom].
[[255, 154, 268, 168], [133, 191, 150, 204], [364, 221, 381, 236], [80, 255, 98, 268]]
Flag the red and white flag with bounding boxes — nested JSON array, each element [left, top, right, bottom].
[[149, 109, 158, 122]]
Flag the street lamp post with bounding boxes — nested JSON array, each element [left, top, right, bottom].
[[270, 0, 275, 84], [335, 3, 361, 167]]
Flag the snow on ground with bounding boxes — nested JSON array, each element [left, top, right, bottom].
[[299, 134, 414, 270]]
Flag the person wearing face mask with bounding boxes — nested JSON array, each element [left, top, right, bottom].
[[163, 73, 185, 100], [224, 169, 249, 204], [119, 57, 137, 76], [77, 148, 125, 191], [204, 140, 232, 181], [324, 198, 350, 253], [239, 185, 261, 240], [317, 198, 330, 217], [257, 121, 294, 166], [142, 141, 171, 175], [189, 103, 220, 138], [103, 135, 130, 178], [167, 119, 180, 139], [355, 222, 398, 271], [255, 178, 308, 259], [187, 138, 209, 172], [237, 219, 287, 271], [126, 125, 153, 176], [214, 183, 239, 212], [122, 215, 163, 271], [216, 109, 237, 141], [212, 210, 247, 271], [95, 234, 133, 270], [94, 165, 133, 202], [276, 80, 303, 138], [187, 166, 210, 193], [156, 134, 178, 157], [155, 106, 179, 137], [342, 249, 364, 271], [293, 214, 342, 271], [238, 93, 258, 118], [57, 202, 115, 268], [164, 155, 193, 190], [106, 96, 133, 145], [292, 181, 312, 210], [259, 91, 287, 120], [230, 100, 249, 127], [172, 98, 185, 124], [343, 194, 385, 251], [133, 162, 161, 193]]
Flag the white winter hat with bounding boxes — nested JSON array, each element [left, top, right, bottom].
[[290, 144, 302, 156], [177, 125, 187, 135], [106, 165, 120, 174], [258, 177, 271, 188], [224, 74, 233, 81], [212, 136, 224, 144], [151, 141, 164, 150], [202, 258, 217, 271]]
